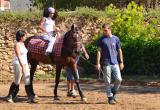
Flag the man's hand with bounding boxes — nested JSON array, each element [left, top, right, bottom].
[[84, 53, 89, 60], [96, 64, 101, 71], [119, 63, 124, 70]]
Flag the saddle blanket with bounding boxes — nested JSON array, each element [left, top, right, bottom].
[[27, 36, 63, 56]]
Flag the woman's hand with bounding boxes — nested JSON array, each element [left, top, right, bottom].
[[21, 65, 25, 74], [55, 27, 61, 37]]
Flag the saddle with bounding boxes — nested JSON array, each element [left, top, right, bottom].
[[27, 36, 63, 56]]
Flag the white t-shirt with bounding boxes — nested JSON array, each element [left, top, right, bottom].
[[13, 44, 28, 65], [43, 17, 55, 33]]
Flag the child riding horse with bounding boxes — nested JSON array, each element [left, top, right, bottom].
[[24, 24, 87, 102]]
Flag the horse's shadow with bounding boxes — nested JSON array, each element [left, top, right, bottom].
[[32, 95, 107, 104], [0, 95, 107, 104]]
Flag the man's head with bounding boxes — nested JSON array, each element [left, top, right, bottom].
[[102, 23, 112, 37]]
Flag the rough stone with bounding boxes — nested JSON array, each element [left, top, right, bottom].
[[0, 18, 102, 76]]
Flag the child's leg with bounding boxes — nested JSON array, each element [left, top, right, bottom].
[[67, 80, 71, 92], [70, 80, 75, 91], [66, 67, 75, 96], [43, 34, 56, 53], [46, 36, 56, 53]]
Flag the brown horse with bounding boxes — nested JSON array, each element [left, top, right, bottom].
[[24, 24, 87, 101]]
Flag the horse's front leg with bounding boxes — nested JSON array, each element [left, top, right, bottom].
[[71, 64, 87, 102], [54, 64, 62, 100]]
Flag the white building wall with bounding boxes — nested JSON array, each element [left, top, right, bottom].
[[10, 0, 32, 11]]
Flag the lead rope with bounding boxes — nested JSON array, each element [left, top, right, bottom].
[[80, 55, 104, 80]]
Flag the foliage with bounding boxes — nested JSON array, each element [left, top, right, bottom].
[[110, 2, 145, 41], [54, 0, 160, 10], [104, 4, 121, 18], [82, 2, 160, 76], [0, 11, 41, 22], [54, 0, 114, 10], [58, 6, 106, 22], [144, 8, 160, 39], [123, 38, 160, 75]]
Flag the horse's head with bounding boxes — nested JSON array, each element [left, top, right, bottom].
[[62, 24, 82, 57]]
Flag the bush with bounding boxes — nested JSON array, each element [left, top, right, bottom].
[[0, 11, 41, 22], [123, 38, 160, 75], [82, 2, 160, 76]]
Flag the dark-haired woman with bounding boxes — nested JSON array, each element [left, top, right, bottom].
[[39, 7, 59, 55], [6, 30, 35, 103]]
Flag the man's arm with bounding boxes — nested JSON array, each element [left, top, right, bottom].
[[118, 48, 124, 70], [96, 47, 101, 70]]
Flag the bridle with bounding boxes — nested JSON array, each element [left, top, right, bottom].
[[62, 30, 82, 56]]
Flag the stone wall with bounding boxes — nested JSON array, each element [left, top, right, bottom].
[[0, 18, 100, 77]]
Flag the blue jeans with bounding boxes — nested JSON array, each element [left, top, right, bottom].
[[102, 64, 122, 97], [66, 56, 80, 80], [66, 67, 79, 80]]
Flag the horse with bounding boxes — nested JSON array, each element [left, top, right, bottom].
[[24, 24, 87, 102]]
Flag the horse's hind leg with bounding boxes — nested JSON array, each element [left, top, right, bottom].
[[29, 59, 38, 97], [53, 64, 62, 100]]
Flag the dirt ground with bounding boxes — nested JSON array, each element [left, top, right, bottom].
[[0, 80, 160, 110]]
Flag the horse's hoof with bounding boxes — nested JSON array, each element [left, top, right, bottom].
[[54, 96, 60, 100], [81, 97, 87, 102], [27, 97, 38, 103]]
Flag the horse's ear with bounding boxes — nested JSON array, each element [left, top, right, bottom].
[[71, 24, 75, 30], [71, 24, 78, 32]]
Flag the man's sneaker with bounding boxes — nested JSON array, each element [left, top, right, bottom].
[[113, 95, 118, 102], [108, 97, 116, 104], [111, 88, 118, 102]]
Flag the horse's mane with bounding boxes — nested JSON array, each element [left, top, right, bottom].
[[61, 30, 73, 57], [63, 31, 70, 45]]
